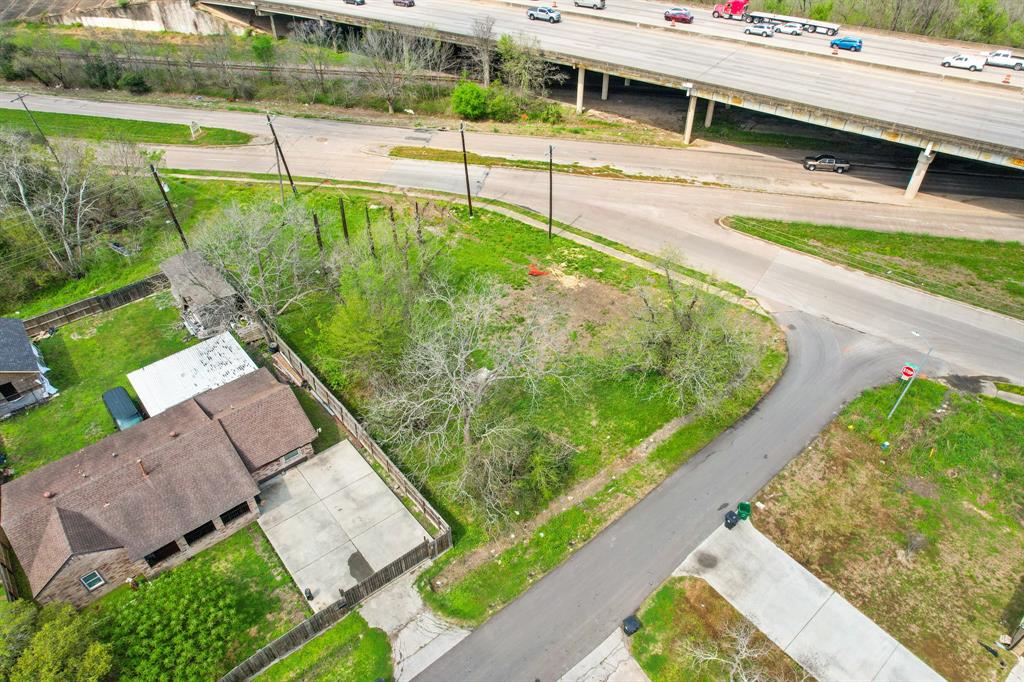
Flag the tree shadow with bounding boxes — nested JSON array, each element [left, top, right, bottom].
[[1002, 573, 1024, 631], [37, 332, 79, 392]]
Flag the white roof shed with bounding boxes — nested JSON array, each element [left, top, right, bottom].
[[127, 332, 257, 416]]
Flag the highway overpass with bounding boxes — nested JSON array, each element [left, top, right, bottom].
[[198, 0, 1024, 198]]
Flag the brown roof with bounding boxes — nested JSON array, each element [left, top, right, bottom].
[[160, 251, 236, 309], [0, 368, 315, 597]]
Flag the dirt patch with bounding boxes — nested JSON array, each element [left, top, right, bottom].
[[901, 476, 939, 499]]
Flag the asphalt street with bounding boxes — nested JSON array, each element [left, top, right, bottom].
[[417, 312, 914, 681], [219, 0, 1024, 151]]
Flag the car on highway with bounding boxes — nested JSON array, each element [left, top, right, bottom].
[[830, 36, 863, 51], [774, 22, 803, 35], [527, 6, 562, 22], [941, 54, 985, 71], [664, 7, 694, 23], [744, 24, 774, 37], [803, 154, 851, 173], [985, 49, 1024, 70], [343, 0, 365, 5], [393, 0, 415, 5], [574, 0, 606, 8]]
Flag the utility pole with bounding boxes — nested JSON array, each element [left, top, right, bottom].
[[547, 145, 554, 241], [12, 94, 59, 164], [266, 114, 297, 197], [887, 331, 933, 420], [274, 142, 286, 205], [364, 205, 377, 259], [150, 165, 188, 250], [460, 122, 474, 217], [339, 197, 350, 244], [312, 211, 324, 258]]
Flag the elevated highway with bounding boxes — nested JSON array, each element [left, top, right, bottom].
[[199, 0, 1024, 198]]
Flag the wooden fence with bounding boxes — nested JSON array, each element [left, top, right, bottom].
[[21, 274, 169, 337], [219, 538, 437, 682], [272, 332, 452, 553]]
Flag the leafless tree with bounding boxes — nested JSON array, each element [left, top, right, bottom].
[[686, 623, 813, 682], [291, 21, 341, 100], [346, 26, 454, 114], [468, 17, 497, 87], [495, 34, 566, 98], [611, 264, 758, 414], [193, 201, 333, 343]]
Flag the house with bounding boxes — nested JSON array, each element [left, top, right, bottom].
[[0, 318, 57, 419], [160, 251, 240, 339], [0, 368, 316, 607], [127, 332, 257, 416]]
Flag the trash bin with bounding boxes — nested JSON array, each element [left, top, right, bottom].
[[737, 502, 752, 520], [724, 511, 739, 529]]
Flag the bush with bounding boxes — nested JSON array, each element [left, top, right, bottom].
[[485, 83, 523, 122], [450, 80, 488, 120], [527, 102, 563, 124], [251, 34, 276, 65], [117, 71, 151, 95], [9, 604, 112, 682], [83, 55, 121, 89]]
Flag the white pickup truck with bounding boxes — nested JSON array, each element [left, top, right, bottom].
[[986, 50, 1024, 71], [941, 54, 985, 72]]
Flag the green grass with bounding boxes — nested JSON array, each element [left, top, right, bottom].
[[632, 577, 804, 681], [256, 611, 392, 682], [418, 345, 785, 624], [755, 380, 1024, 681], [0, 108, 252, 145], [726, 216, 1024, 319], [0, 294, 194, 476], [89, 524, 309, 680], [292, 387, 344, 453], [995, 381, 1024, 397]]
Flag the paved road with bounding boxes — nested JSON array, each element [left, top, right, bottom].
[[5, 93, 1019, 381], [417, 313, 914, 681], [211, 0, 1024, 155]]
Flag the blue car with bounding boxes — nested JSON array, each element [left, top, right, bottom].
[[830, 36, 863, 52]]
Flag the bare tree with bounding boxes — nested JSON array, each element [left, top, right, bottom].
[[193, 201, 333, 343], [291, 21, 341, 100], [685, 623, 812, 682], [495, 34, 566, 98], [346, 26, 453, 114], [468, 17, 497, 87]]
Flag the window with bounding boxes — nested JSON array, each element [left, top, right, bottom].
[[144, 540, 181, 567], [183, 521, 217, 545], [0, 382, 19, 401], [281, 448, 301, 463], [219, 500, 251, 525], [80, 570, 105, 591]]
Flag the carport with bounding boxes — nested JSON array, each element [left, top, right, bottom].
[[258, 440, 430, 611]]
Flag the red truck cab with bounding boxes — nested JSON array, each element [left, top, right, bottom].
[[712, 0, 749, 19]]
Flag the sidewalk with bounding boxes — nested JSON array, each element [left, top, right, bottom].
[[676, 522, 943, 682]]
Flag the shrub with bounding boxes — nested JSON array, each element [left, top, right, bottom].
[[450, 80, 488, 120], [527, 102, 563, 124], [117, 71, 150, 94], [251, 34, 276, 65], [9, 603, 112, 682], [83, 55, 121, 89], [485, 83, 523, 122]]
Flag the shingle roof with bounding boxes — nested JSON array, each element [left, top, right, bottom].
[[0, 367, 315, 597], [160, 251, 236, 308], [0, 318, 39, 374]]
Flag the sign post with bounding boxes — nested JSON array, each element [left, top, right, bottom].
[[888, 363, 920, 419]]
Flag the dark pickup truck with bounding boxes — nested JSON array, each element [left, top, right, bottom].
[[803, 154, 851, 173]]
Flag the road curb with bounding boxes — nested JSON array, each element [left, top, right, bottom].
[[488, 0, 1022, 93]]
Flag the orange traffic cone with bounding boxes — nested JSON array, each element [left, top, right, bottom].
[[1003, 74, 1011, 84], [832, 47, 838, 55]]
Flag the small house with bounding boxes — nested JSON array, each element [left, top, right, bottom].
[[0, 318, 57, 419], [160, 251, 240, 339]]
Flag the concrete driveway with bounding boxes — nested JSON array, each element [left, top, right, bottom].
[[258, 440, 430, 611], [676, 521, 942, 682]]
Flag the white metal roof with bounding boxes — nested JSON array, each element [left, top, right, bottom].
[[127, 332, 257, 416]]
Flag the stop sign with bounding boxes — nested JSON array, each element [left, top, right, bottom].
[[900, 364, 917, 381]]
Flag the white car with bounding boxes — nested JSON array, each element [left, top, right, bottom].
[[744, 24, 774, 38], [941, 54, 985, 72], [527, 5, 562, 21], [774, 22, 803, 35]]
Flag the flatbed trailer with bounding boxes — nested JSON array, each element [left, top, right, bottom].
[[711, 0, 841, 35]]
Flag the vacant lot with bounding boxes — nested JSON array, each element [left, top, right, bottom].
[[0, 294, 194, 475], [632, 576, 805, 681], [755, 381, 1024, 681], [0, 108, 252, 145], [89, 524, 308, 680], [256, 611, 391, 682], [726, 216, 1024, 319]]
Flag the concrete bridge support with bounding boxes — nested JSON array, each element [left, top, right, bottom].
[[601, 72, 610, 101], [576, 66, 586, 114], [904, 144, 935, 200], [704, 99, 715, 128], [683, 95, 698, 145]]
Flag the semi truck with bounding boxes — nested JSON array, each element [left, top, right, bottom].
[[711, 0, 841, 36], [986, 50, 1024, 70]]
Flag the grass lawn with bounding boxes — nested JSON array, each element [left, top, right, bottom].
[[256, 611, 391, 682], [89, 524, 309, 680], [0, 293, 194, 476], [754, 380, 1024, 682], [631, 576, 804, 681], [995, 381, 1024, 397], [292, 387, 344, 453], [0, 108, 252, 145], [725, 216, 1024, 319]]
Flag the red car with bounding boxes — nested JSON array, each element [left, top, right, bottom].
[[664, 7, 694, 23]]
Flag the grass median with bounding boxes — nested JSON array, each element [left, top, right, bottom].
[[0, 108, 252, 145], [725, 216, 1024, 319]]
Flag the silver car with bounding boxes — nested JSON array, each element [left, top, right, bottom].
[[774, 22, 803, 35], [744, 24, 774, 37], [574, 0, 606, 7], [527, 6, 562, 21]]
